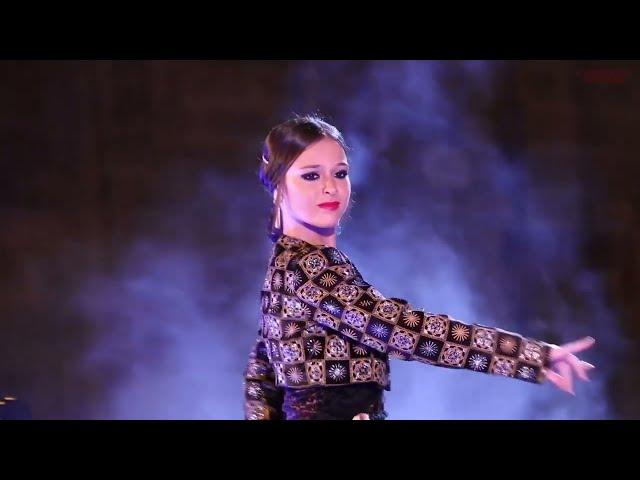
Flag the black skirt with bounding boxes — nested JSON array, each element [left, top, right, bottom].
[[283, 383, 387, 420]]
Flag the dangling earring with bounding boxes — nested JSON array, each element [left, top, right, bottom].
[[273, 204, 282, 230], [273, 188, 282, 231]]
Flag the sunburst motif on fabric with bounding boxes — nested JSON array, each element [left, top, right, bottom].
[[286, 367, 304, 383], [402, 311, 421, 328], [285, 270, 303, 293], [370, 323, 389, 338], [468, 353, 488, 371], [353, 345, 368, 356], [499, 337, 517, 354], [328, 364, 346, 380], [284, 323, 300, 337], [323, 300, 341, 316], [388, 350, 406, 359], [299, 304, 312, 319], [341, 327, 358, 339], [306, 339, 323, 356], [272, 272, 283, 290], [451, 324, 470, 342], [419, 341, 439, 357], [517, 366, 535, 379], [319, 272, 338, 288]]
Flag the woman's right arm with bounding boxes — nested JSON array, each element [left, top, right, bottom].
[[243, 333, 284, 420]]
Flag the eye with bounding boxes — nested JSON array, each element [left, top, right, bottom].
[[301, 170, 349, 181]]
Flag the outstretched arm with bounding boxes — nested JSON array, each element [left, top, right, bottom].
[[281, 246, 594, 391]]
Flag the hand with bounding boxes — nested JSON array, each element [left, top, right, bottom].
[[352, 413, 370, 420], [545, 336, 596, 395]]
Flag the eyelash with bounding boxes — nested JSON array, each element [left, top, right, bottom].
[[301, 170, 349, 181]]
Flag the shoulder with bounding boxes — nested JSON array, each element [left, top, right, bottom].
[[292, 244, 351, 270], [289, 245, 366, 286]]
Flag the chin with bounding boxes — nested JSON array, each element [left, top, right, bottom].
[[313, 222, 339, 229], [304, 218, 339, 229]]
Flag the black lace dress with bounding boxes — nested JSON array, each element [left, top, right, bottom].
[[283, 383, 387, 420]]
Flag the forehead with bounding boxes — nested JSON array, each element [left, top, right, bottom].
[[291, 137, 348, 168]]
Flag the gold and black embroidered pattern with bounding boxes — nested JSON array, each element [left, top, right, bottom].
[[256, 234, 552, 391]]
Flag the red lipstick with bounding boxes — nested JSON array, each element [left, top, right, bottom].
[[318, 202, 340, 211]]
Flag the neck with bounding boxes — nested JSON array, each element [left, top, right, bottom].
[[283, 222, 337, 248]]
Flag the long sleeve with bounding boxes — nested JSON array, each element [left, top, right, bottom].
[[284, 246, 552, 384], [243, 334, 284, 420]]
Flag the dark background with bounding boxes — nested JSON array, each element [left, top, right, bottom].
[[1, 60, 637, 419]]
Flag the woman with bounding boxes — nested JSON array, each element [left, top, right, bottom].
[[243, 115, 595, 420]]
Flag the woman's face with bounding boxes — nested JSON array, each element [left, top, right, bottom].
[[279, 137, 351, 231]]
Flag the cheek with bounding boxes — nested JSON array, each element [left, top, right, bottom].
[[341, 180, 352, 200], [285, 179, 315, 209]]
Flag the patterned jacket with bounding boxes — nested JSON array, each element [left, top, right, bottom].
[[243, 234, 553, 419]]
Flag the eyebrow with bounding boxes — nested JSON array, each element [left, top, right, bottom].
[[298, 162, 349, 170]]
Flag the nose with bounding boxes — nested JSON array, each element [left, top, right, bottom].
[[323, 178, 337, 195]]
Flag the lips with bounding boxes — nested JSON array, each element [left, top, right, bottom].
[[318, 202, 340, 210]]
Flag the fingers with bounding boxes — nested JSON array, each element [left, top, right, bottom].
[[545, 368, 569, 393], [560, 336, 596, 355], [567, 354, 590, 382], [559, 361, 574, 394], [546, 361, 575, 395], [580, 361, 596, 381], [550, 338, 594, 363], [352, 413, 370, 420]]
